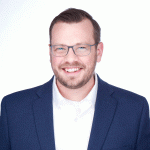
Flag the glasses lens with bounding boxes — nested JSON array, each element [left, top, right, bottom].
[[74, 44, 91, 56], [52, 45, 67, 56]]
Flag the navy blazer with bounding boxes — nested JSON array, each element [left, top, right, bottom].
[[0, 76, 150, 150]]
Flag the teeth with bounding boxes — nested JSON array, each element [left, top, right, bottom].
[[65, 68, 80, 72]]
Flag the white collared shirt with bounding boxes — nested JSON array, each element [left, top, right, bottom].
[[53, 74, 98, 150]]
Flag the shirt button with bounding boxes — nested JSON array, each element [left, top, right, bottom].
[[76, 108, 81, 115], [74, 117, 78, 122]]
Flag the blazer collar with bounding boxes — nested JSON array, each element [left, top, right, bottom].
[[33, 76, 118, 150]]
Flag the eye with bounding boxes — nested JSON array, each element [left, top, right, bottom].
[[56, 47, 64, 51], [78, 46, 86, 50]]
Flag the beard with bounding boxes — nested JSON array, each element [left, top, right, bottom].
[[51, 55, 97, 89], [54, 70, 95, 89]]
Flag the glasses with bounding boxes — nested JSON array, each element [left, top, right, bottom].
[[50, 43, 97, 57]]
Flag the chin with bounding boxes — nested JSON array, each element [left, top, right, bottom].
[[58, 77, 91, 89]]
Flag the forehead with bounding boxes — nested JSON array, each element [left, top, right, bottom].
[[51, 19, 94, 45]]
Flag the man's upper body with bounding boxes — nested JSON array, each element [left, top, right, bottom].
[[0, 8, 150, 150], [0, 75, 150, 150]]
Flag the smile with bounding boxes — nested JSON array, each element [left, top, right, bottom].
[[64, 68, 80, 73]]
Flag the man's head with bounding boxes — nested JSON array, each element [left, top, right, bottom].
[[49, 8, 103, 89]]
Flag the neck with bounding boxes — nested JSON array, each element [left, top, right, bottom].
[[56, 75, 95, 102]]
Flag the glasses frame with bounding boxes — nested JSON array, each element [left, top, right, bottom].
[[50, 43, 98, 57]]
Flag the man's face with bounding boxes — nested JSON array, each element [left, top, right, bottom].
[[50, 19, 103, 89]]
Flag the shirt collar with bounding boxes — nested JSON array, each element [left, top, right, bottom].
[[53, 73, 98, 109]]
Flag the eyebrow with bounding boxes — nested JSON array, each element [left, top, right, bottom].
[[52, 42, 89, 46]]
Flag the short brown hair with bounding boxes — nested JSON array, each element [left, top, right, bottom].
[[49, 8, 101, 44]]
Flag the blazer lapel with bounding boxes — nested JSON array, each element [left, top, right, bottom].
[[88, 77, 118, 150], [33, 78, 55, 150]]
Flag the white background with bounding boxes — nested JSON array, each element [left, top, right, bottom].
[[0, 0, 150, 112]]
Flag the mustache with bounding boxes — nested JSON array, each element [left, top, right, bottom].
[[59, 62, 85, 68]]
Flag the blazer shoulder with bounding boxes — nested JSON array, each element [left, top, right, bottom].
[[1, 78, 53, 106], [98, 77, 148, 106], [112, 84, 148, 107]]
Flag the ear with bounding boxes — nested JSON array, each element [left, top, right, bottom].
[[48, 44, 52, 63], [48, 44, 51, 56], [96, 42, 103, 62]]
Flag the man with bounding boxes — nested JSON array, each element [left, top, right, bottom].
[[0, 8, 150, 150]]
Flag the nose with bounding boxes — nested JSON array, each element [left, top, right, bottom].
[[65, 47, 78, 62]]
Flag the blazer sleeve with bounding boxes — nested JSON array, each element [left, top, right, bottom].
[[0, 97, 11, 150], [136, 98, 150, 150]]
